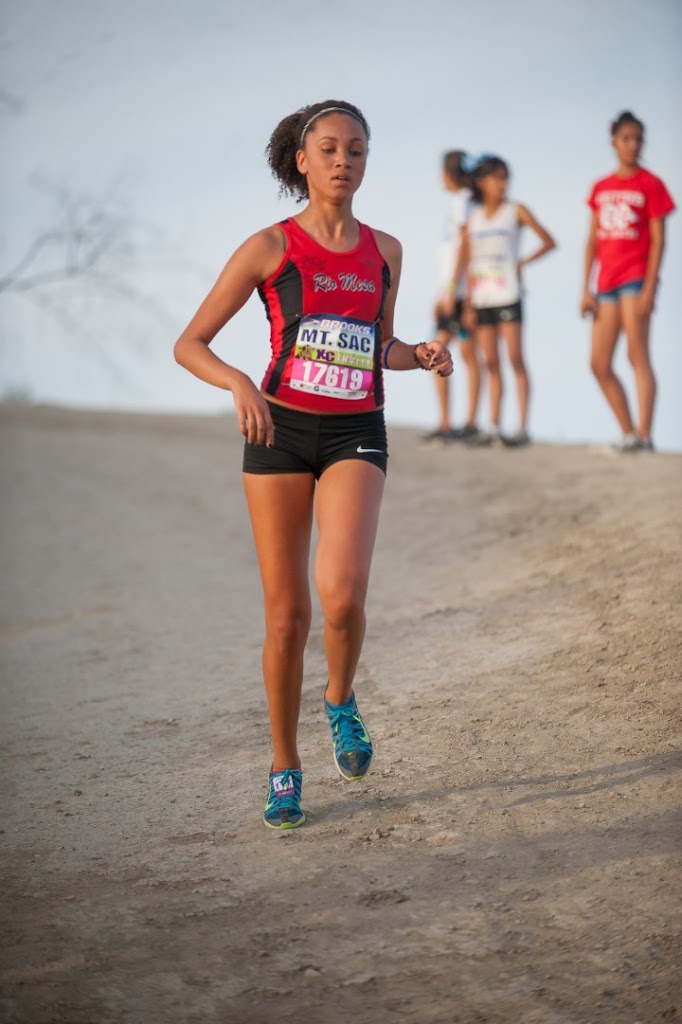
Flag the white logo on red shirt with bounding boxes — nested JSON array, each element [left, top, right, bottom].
[[313, 272, 376, 293], [599, 199, 640, 236]]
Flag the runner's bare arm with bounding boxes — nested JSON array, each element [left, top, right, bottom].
[[580, 212, 599, 317], [174, 226, 283, 385], [437, 226, 469, 318], [517, 204, 557, 269], [173, 226, 285, 446], [639, 217, 666, 315], [460, 225, 478, 332], [373, 229, 452, 376], [449, 226, 469, 303]]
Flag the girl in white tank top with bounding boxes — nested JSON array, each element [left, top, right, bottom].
[[461, 157, 556, 445], [468, 201, 521, 309]]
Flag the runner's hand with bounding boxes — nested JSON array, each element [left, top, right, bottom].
[[462, 306, 477, 333], [434, 294, 454, 320], [580, 291, 598, 318], [231, 374, 275, 446], [417, 341, 453, 377]]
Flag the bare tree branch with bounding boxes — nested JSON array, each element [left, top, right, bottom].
[[1, 178, 214, 399], [16, 288, 132, 385], [0, 181, 148, 307]]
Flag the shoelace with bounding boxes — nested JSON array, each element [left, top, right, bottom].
[[327, 704, 371, 755], [271, 770, 302, 811]]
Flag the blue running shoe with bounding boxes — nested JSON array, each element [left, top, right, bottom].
[[324, 691, 373, 781], [263, 768, 305, 830]]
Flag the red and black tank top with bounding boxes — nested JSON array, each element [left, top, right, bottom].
[[258, 218, 391, 413]]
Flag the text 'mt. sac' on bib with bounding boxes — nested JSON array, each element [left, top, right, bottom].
[[289, 314, 375, 401]]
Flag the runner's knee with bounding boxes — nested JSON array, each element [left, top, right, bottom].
[[319, 582, 366, 630], [625, 343, 651, 372], [590, 355, 612, 381], [265, 604, 311, 650]]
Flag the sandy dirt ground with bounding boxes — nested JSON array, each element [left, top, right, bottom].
[[1, 404, 681, 1024]]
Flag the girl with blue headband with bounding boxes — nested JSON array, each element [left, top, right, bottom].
[[460, 156, 556, 446]]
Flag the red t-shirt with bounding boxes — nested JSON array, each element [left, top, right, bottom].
[[587, 168, 675, 293]]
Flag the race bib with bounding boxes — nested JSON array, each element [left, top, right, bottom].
[[290, 315, 375, 400], [471, 257, 518, 307]]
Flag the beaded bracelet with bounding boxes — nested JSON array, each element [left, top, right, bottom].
[[413, 344, 430, 370]]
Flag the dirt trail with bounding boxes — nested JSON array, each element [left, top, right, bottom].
[[1, 406, 680, 1024]]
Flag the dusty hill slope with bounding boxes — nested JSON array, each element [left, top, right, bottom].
[[1, 405, 680, 1024]]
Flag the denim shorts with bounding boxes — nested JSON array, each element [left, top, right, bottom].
[[243, 401, 388, 479], [596, 279, 644, 302]]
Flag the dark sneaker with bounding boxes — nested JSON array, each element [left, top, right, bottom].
[[450, 424, 480, 441], [263, 768, 305, 830], [421, 428, 457, 442], [501, 429, 531, 447], [324, 691, 373, 781], [611, 436, 640, 453], [464, 429, 496, 447]]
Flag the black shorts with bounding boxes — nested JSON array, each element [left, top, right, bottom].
[[475, 301, 523, 326], [436, 299, 467, 337], [243, 401, 388, 479]]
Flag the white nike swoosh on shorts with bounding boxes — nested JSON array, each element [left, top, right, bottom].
[[356, 446, 384, 454]]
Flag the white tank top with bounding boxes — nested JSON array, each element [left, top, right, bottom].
[[468, 201, 520, 308], [438, 188, 472, 299]]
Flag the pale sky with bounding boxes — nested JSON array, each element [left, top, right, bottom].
[[2, 0, 681, 448]]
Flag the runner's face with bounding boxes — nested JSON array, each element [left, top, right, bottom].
[[297, 114, 368, 201], [479, 168, 508, 202], [612, 124, 644, 167]]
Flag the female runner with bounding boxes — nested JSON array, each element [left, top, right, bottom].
[[174, 100, 452, 829]]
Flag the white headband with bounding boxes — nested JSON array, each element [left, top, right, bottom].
[[299, 106, 366, 147]]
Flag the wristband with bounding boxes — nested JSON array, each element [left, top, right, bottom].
[[382, 337, 399, 369]]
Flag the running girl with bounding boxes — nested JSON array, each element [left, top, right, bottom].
[[174, 101, 452, 829], [581, 111, 675, 451], [425, 150, 481, 442], [461, 156, 556, 446]]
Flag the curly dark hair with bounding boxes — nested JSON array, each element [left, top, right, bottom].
[[265, 100, 370, 202], [471, 156, 509, 204], [442, 150, 471, 188], [610, 110, 644, 137]]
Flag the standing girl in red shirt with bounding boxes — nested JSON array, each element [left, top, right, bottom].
[[581, 111, 675, 451], [174, 100, 451, 830]]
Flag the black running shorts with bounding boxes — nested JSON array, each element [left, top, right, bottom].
[[475, 301, 523, 326], [436, 299, 467, 337], [243, 401, 388, 479]]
